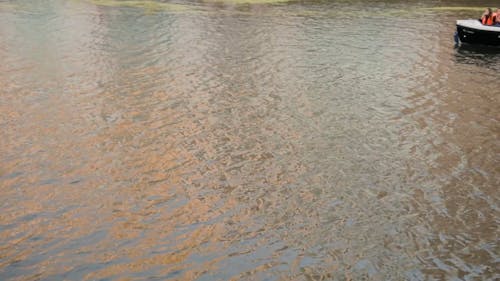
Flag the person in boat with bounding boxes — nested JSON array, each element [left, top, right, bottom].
[[481, 8, 494, 25], [495, 8, 500, 26]]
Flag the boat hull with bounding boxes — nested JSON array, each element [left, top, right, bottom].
[[457, 22, 500, 46]]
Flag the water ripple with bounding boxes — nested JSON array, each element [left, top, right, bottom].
[[1, 0, 499, 280]]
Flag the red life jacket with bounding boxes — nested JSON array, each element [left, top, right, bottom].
[[482, 14, 494, 25]]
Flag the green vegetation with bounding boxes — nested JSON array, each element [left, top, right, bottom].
[[89, 0, 190, 11], [422, 7, 489, 12], [0, 2, 18, 9], [81, 1, 494, 16], [89, 0, 293, 11], [203, 0, 292, 4]]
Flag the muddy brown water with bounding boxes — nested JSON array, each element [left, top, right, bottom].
[[1, 0, 499, 280]]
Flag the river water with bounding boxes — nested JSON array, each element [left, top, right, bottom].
[[1, 0, 499, 280]]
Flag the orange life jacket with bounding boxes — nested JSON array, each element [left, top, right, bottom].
[[482, 14, 494, 25]]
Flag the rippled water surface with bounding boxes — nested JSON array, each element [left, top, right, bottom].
[[1, 0, 499, 280]]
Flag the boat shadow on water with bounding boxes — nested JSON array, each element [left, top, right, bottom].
[[453, 43, 500, 70]]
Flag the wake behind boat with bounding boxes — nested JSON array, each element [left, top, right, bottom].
[[456, 20, 500, 46]]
